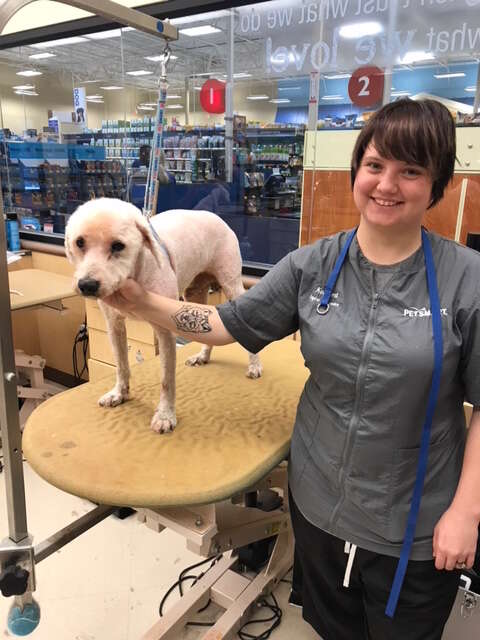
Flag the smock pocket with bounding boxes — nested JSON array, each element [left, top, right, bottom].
[[388, 434, 464, 544]]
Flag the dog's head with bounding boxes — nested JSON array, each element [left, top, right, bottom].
[[65, 197, 163, 298]]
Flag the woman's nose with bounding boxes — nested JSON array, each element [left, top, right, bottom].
[[377, 171, 399, 194]]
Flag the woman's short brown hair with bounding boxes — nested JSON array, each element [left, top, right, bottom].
[[350, 99, 456, 208]]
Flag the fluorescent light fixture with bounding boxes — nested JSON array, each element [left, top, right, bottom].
[[324, 73, 352, 79], [140, 102, 158, 106], [278, 86, 301, 91], [86, 95, 103, 99], [321, 94, 344, 100], [86, 99, 104, 103], [15, 90, 38, 96], [126, 70, 153, 76], [16, 70, 42, 76], [99, 86, 123, 90], [193, 87, 201, 91], [28, 52, 56, 59], [433, 72, 466, 79], [465, 86, 477, 92], [222, 72, 252, 78], [31, 36, 87, 48], [86, 29, 122, 40], [398, 50, 435, 64], [166, 94, 181, 99], [270, 98, 291, 104], [12, 84, 34, 90], [165, 104, 183, 109], [138, 105, 155, 111], [179, 25, 221, 36], [82, 79, 102, 83], [246, 94, 269, 100], [391, 90, 411, 96], [145, 54, 178, 62], [170, 10, 230, 25], [339, 22, 382, 39]]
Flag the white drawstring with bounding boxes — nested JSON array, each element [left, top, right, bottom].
[[343, 541, 358, 588]]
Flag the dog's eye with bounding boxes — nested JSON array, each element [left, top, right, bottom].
[[111, 241, 125, 253], [76, 237, 85, 249]]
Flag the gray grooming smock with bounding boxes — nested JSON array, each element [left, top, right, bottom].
[[217, 230, 480, 560]]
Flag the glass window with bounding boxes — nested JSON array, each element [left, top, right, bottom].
[[1, 0, 479, 262]]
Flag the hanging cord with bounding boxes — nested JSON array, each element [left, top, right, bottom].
[[158, 554, 283, 638], [72, 314, 89, 380], [143, 43, 171, 219]]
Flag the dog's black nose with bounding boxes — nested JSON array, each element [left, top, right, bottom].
[[78, 278, 100, 296]]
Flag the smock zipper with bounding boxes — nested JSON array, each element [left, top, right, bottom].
[[329, 291, 380, 529]]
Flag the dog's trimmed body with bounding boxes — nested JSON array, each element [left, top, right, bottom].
[[65, 198, 262, 433]]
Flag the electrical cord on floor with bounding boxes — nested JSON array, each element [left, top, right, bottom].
[[238, 593, 282, 640], [158, 555, 284, 639], [72, 316, 89, 380]]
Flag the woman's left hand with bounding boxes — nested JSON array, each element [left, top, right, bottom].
[[433, 507, 478, 570]]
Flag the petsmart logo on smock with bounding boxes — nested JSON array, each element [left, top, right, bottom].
[[403, 307, 448, 318], [310, 286, 340, 307]]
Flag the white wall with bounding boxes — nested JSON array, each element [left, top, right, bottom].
[[1, 72, 281, 134]]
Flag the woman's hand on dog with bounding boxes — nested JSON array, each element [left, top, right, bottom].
[[102, 279, 146, 317]]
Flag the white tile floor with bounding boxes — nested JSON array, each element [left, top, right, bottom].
[[0, 459, 320, 640]]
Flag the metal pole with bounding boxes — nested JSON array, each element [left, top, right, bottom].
[[473, 63, 480, 115], [225, 10, 234, 183], [0, 184, 29, 543], [0, 0, 178, 40], [382, 0, 398, 105]]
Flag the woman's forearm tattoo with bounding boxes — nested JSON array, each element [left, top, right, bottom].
[[172, 305, 212, 333]]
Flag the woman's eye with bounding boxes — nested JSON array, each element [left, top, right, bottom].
[[76, 237, 85, 249], [111, 241, 125, 253], [366, 162, 382, 171], [404, 168, 422, 177]]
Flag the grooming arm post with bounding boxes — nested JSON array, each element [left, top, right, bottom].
[[0, 0, 178, 41]]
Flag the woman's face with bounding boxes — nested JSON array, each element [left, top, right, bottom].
[[353, 143, 433, 232]]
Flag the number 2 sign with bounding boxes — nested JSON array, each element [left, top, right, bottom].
[[348, 66, 384, 108]]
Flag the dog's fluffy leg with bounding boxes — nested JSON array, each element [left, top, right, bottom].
[[221, 279, 263, 379], [151, 328, 177, 434], [98, 303, 130, 407]]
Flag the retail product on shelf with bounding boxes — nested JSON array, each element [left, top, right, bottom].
[[0, 141, 126, 232]]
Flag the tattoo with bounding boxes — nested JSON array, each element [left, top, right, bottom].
[[172, 305, 212, 333]]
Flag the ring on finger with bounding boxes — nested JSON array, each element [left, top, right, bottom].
[[455, 561, 467, 569]]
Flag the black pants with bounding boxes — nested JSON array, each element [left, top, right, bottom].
[[289, 491, 460, 640]]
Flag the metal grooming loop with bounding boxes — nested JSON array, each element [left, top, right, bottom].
[[0, 1, 176, 634], [143, 43, 171, 219]]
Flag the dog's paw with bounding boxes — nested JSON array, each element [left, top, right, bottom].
[[98, 388, 129, 407], [151, 409, 177, 434], [185, 352, 210, 367], [246, 362, 263, 379]]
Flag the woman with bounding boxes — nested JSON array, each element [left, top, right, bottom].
[[103, 99, 480, 639]]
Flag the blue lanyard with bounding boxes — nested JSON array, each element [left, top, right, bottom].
[[318, 228, 443, 618]]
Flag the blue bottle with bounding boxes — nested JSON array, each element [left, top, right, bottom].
[[6, 213, 21, 251]]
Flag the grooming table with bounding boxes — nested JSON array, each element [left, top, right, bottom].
[[9, 269, 76, 428], [23, 339, 308, 639]]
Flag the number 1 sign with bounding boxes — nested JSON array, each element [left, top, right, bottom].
[[348, 66, 384, 108]]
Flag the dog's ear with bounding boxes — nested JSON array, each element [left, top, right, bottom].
[[134, 215, 165, 268], [64, 225, 75, 263]]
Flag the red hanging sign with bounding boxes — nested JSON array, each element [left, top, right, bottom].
[[200, 79, 226, 114], [348, 66, 384, 108]]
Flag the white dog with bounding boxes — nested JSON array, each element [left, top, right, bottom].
[[65, 198, 262, 433]]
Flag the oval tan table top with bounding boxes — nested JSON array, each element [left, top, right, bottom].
[[9, 269, 75, 310], [23, 340, 308, 508]]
